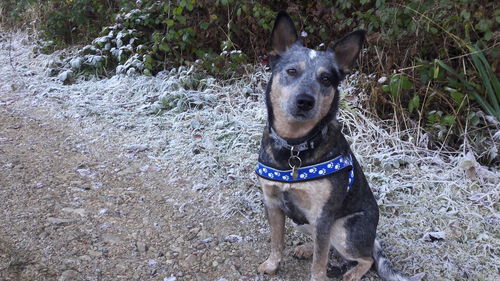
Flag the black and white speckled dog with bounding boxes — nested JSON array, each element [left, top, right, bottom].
[[255, 11, 423, 281]]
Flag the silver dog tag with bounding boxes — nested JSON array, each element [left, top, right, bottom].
[[292, 166, 298, 180]]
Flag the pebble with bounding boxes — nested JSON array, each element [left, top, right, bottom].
[[57, 70, 73, 83], [136, 241, 147, 254], [127, 144, 149, 153], [102, 234, 122, 244], [47, 217, 75, 225], [377, 76, 387, 84], [61, 207, 86, 217], [58, 270, 78, 281], [76, 168, 95, 177], [224, 235, 242, 243], [164, 277, 176, 281], [192, 184, 208, 191]]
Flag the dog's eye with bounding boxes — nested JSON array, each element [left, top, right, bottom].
[[286, 68, 297, 76], [320, 74, 331, 86]]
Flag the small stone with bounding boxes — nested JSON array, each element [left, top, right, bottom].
[[164, 277, 176, 281], [127, 144, 149, 153], [76, 168, 95, 177], [126, 67, 137, 76], [224, 235, 242, 243], [148, 259, 157, 266], [57, 70, 73, 83], [33, 182, 46, 189], [423, 231, 446, 242], [79, 255, 92, 262], [61, 207, 86, 217], [102, 234, 122, 244], [70, 57, 82, 69], [136, 241, 148, 254], [377, 76, 387, 84], [47, 217, 74, 225], [192, 184, 208, 191], [58, 270, 78, 281], [88, 250, 102, 257]]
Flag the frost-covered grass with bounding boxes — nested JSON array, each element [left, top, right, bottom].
[[1, 32, 499, 280]]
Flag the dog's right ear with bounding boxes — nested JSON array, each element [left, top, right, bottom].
[[271, 11, 298, 55]]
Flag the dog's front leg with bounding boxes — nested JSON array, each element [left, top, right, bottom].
[[310, 224, 333, 281], [258, 201, 285, 275]]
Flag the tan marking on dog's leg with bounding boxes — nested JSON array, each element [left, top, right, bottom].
[[330, 212, 363, 258], [342, 257, 373, 281], [258, 181, 286, 275], [309, 231, 331, 281], [258, 205, 285, 275], [294, 242, 314, 259]]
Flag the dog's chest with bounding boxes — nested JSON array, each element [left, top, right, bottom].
[[259, 178, 332, 225]]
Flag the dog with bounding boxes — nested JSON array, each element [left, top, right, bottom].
[[255, 11, 422, 281]]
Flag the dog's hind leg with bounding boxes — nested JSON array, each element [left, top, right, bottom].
[[330, 212, 377, 281], [342, 257, 373, 281]]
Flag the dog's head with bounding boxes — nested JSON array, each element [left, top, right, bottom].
[[267, 11, 365, 138]]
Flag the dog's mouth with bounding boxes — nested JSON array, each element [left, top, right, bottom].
[[290, 108, 317, 121]]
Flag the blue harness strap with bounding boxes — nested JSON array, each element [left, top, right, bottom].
[[255, 154, 355, 191]]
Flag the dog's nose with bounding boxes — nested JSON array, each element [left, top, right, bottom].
[[296, 94, 315, 111]]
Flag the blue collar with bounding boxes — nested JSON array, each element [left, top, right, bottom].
[[255, 154, 355, 191]]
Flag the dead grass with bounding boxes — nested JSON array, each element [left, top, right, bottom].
[[1, 32, 499, 280]]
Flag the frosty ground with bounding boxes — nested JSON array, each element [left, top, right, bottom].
[[0, 32, 498, 281]]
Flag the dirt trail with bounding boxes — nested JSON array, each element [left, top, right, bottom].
[[0, 38, 317, 281], [0, 96, 311, 281]]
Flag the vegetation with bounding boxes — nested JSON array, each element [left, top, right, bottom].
[[0, 0, 498, 163]]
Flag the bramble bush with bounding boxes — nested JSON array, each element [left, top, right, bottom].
[[1, 0, 498, 162]]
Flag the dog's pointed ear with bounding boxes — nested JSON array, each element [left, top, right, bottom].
[[332, 30, 366, 73], [271, 11, 298, 55]]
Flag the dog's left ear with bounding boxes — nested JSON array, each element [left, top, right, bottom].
[[332, 30, 366, 73]]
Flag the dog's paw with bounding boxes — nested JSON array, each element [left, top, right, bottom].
[[310, 273, 328, 281], [293, 243, 314, 259], [257, 259, 280, 275], [341, 272, 361, 281]]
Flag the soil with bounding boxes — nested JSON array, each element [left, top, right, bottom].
[[0, 80, 320, 281]]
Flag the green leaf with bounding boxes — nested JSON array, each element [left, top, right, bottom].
[[200, 22, 209, 30], [173, 6, 183, 15], [408, 94, 420, 113], [175, 15, 186, 25], [388, 74, 412, 99], [441, 115, 455, 126], [460, 10, 470, 20], [445, 87, 465, 106], [159, 43, 170, 52], [165, 19, 174, 26]]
